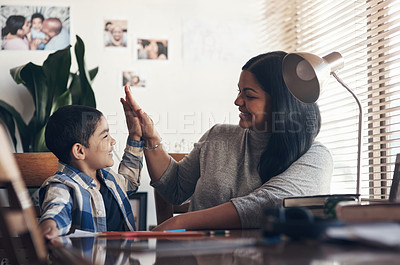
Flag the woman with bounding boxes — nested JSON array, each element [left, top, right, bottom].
[[122, 51, 333, 230], [1, 15, 37, 50]]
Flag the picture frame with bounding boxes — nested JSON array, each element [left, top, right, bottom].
[[136, 38, 168, 60], [103, 18, 128, 49], [128, 192, 147, 231], [0, 4, 71, 51], [122, 70, 146, 88]]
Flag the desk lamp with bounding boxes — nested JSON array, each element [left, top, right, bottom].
[[282, 52, 362, 195]]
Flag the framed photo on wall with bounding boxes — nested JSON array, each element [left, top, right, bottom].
[[122, 70, 146, 88], [103, 18, 128, 48], [129, 192, 147, 231], [136, 38, 168, 60], [0, 5, 70, 51]]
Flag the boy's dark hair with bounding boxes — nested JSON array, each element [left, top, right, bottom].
[[45, 105, 103, 164], [31, 13, 44, 22]]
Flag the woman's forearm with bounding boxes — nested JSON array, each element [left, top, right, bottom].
[[143, 142, 171, 182], [152, 202, 242, 231]]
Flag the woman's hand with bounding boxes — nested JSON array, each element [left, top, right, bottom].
[[151, 215, 184, 231], [152, 202, 242, 231], [123, 85, 161, 143]]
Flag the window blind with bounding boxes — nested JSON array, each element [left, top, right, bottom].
[[262, 0, 400, 199]]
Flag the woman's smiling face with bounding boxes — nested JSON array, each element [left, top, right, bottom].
[[234, 70, 272, 132]]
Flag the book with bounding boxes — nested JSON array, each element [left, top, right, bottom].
[[335, 201, 400, 223], [282, 194, 359, 208], [326, 222, 400, 248]]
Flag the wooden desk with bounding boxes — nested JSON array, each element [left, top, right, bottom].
[[52, 229, 400, 265]]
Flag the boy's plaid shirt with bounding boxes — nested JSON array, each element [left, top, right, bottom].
[[39, 138, 143, 235]]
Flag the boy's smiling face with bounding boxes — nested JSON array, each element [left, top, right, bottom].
[[84, 116, 116, 171], [31, 17, 43, 31]]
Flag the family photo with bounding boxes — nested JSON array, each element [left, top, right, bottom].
[[104, 19, 127, 48], [137, 38, 168, 60], [122, 70, 146, 88], [0, 5, 70, 51]]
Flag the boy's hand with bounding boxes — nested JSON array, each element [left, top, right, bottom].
[[39, 219, 59, 240], [123, 85, 161, 142], [121, 94, 142, 140]]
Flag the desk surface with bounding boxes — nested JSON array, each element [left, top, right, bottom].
[[54, 229, 400, 265]]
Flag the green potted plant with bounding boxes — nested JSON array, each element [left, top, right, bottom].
[[0, 35, 98, 152]]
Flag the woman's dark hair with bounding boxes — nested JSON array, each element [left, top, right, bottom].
[[45, 105, 103, 164], [156, 41, 167, 58], [2, 15, 26, 37], [242, 51, 321, 183]]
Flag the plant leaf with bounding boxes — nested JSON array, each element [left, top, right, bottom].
[[42, 45, 72, 99], [50, 89, 72, 115], [89, 67, 99, 81], [0, 100, 29, 151], [0, 106, 17, 150], [33, 124, 49, 152], [73, 35, 96, 107], [69, 72, 80, 104], [9, 62, 44, 106]]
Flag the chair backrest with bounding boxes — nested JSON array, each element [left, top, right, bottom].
[[14, 152, 59, 188], [154, 153, 190, 225], [0, 126, 48, 265], [8, 152, 59, 217]]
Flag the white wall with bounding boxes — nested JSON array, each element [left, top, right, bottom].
[[0, 0, 264, 229]]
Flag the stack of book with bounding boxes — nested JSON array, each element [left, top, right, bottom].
[[282, 194, 359, 218]]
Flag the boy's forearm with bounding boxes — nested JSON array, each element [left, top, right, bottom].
[[118, 138, 144, 191], [39, 184, 73, 236]]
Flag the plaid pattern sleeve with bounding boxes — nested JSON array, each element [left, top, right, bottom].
[[39, 164, 105, 235], [117, 138, 144, 195]]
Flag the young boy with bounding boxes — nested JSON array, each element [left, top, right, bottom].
[[30, 13, 47, 50], [39, 102, 143, 239]]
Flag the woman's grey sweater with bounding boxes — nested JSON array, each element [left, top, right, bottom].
[[152, 124, 333, 228]]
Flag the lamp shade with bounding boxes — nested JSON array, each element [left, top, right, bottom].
[[282, 52, 344, 103]]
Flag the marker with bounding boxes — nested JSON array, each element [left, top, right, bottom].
[[164, 229, 186, 232]]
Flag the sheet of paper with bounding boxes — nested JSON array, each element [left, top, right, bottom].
[[63, 229, 99, 238], [326, 222, 400, 247]]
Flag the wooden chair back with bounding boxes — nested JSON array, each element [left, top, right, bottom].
[[0, 126, 48, 265], [7, 152, 59, 217], [154, 153, 190, 225], [14, 152, 59, 188]]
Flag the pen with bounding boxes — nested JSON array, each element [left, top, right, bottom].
[[164, 229, 186, 232], [207, 230, 230, 236]]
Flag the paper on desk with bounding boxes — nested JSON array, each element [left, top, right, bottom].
[[326, 222, 400, 247], [63, 229, 99, 238]]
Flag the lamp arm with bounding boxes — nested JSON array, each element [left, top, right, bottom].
[[331, 72, 362, 196]]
